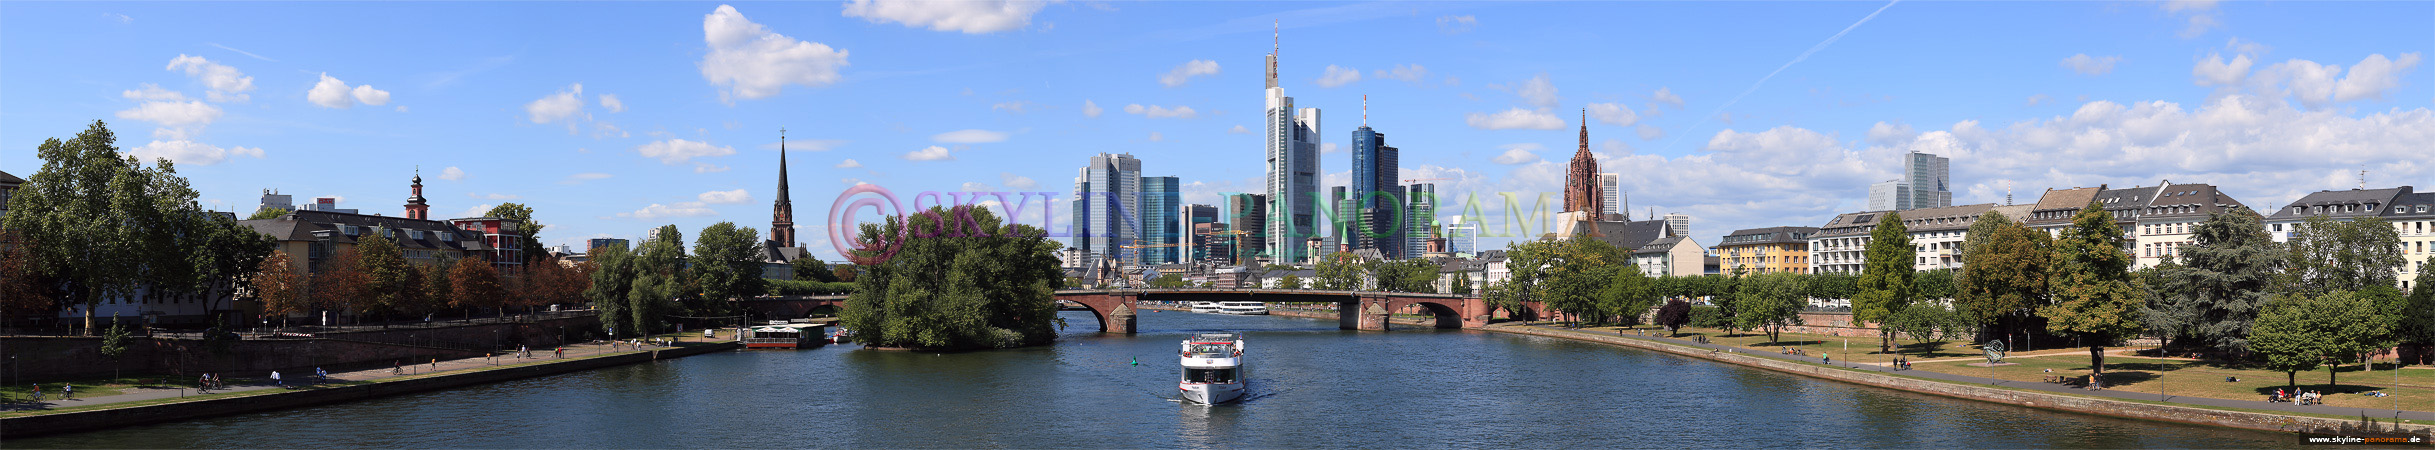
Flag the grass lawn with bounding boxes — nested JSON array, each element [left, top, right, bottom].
[[1589, 324, 2073, 362], [0, 375, 182, 403], [1910, 354, 2435, 412]]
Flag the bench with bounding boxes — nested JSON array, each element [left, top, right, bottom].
[[2042, 375, 2063, 383]]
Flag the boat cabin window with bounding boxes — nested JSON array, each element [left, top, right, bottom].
[[1184, 368, 1236, 384], [1189, 344, 1232, 355]]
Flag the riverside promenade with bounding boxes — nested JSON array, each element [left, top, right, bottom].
[[1, 336, 740, 439], [1482, 323, 2434, 436]]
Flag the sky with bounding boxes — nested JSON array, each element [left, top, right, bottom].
[[3, 1, 2430, 262]]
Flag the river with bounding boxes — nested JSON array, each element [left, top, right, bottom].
[[13, 310, 2292, 448]]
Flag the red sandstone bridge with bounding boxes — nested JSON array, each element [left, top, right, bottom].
[[737, 290, 1496, 333]]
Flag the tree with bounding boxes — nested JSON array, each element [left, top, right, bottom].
[[0, 230, 59, 323], [1889, 302, 1968, 346], [2040, 202, 2145, 377], [2283, 216, 2405, 296], [450, 257, 508, 320], [839, 205, 1062, 350], [832, 264, 859, 283], [484, 203, 549, 265], [309, 249, 368, 323], [1598, 265, 1659, 326], [1276, 274, 1304, 290], [355, 233, 411, 319], [1914, 269, 1956, 302], [1148, 273, 1188, 288], [1370, 259, 1442, 293], [1734, 272, 1808, 345], [416, 256, 457, 320], [1450, 273, 1474, 296], [1315, 252, 1365, 290], [2401, 281, 2435, 358], [2252, 291, 2394, 388], [692, 222, 767, 313], [1804, 272, 1859, 304], [1854, 212, 1917, 352], [100, 322, 131, 381], [1956, 212, 2051, 341], [623, 225, 688, 336], [187, 214, 277, 317], [2146, 208, 2282, 355], [254, 252, 306, 327], [1506, 237, 1628, 327], [2, 121, 195, 334], [247, 207, 290, 220], [793, 258, 839, 282], [1654, 299, 1693, 335], [585, 245, 636, 337]]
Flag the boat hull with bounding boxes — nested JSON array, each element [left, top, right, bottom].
[[1181, 382, 1245, 404]]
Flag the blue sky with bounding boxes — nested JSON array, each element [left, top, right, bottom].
[[4, 1, 2429, 260]]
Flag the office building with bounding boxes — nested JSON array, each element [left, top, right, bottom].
[[1715, 226, 1818, 275], [1599, 173, 1622, 221], [1444, 216, 1479, 256], [1140, 176, 1181, 265], [1227, 193, 1267, 264], [1663, 213, 1691, 240], [1867, 151, 1953, 211], [1350, 121, 1405, 257], [1071, 153, 1142, 267], [1405, 183, 1437, 259], [1807, 203, 2030, 274], [257, 189, 294, 217], [1179, 204, 1219, 263], [1264, 26, 1323, 265]]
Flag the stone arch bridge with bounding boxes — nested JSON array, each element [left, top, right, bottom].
[[737, 290, 1494, 334]]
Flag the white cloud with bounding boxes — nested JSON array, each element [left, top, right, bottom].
[[703, 4, 850, 102], [1637, 124, 1665, 140], [1001, 172, 1037, 189], [2165, 1, 2221, 38], [699, 189, 752, 204], [1320, 143, 1340, 154], [307, 73, 355, 108], [904, 145, 953, 161], [2027, 94, 2053, 106], [634, 138, 736, 164], [1490, 144, 1541, 165], [991, 101, 1031, 113], [115, 100, 222, 128], [352, 84, 390, 106], [440, 166, 467, 181], [1316, 65, 1361, 87], [2061, 54, 2121, 75], [619, 202, 717, 219], [1228, 125, 1251, 134], [960, 182, 993, 192], [2252, 54, 2422, 108], [526, 83, 588, 125], [562, 173, 613, 185], [842, 178, 868, 185], [1465, 108, 1564, 130], [1586, 103, 1637, 126], [1147, 131, 1164, 142], [2193, 53, 2253, 86], [1159, 60, 1220, 87], [694, 163, 732, 173], [1436, 15, 1476, 34], [599, 94, 625, 113], [836, 158, 863, 168], [1123, 104, 1197, 119], [396, 106, 409, 113], [933, 129, 1010, 143], [1082, 100, 1103, 118], [1651, 87, 1684, 108], [841, 0, 1046, 34], [460, 203, 496, 219], [121, 84, 186, 101], [2333, 53, 2422, 102], [1374, 64, 1428, 83], [1517, 74, 1559, 108], [126, 140, 259, 165], [1866, 122, 1917, 146], [165, 54, 254, 102]]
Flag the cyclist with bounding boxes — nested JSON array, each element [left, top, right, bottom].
[[61, 383, 72, 400]]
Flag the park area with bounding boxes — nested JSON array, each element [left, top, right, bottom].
[[1595, 324, 2435, 413]]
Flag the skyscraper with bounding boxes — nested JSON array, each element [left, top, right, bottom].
[[1663, 212, 1691, 238], [1405, 183, 1437, 258], [1072, 153, 1142, 267], [1598, 173, 1621, 221], [1564, 110, 1603, 218], [1264, 23, 1322, 266], [1226, 193, 1267, 265], [1351, 118, 1403, 256], [1140, 176, 1180, 265], [1867, 151, 1953, 211], [1445, 216, 1479, 256], [1179, 204, 1219, 263]]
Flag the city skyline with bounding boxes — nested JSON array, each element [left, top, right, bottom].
[[3, 2, 2428, 260]]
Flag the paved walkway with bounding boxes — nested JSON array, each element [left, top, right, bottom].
[[3, 338, 710, 413], [1512, 324, 2435, 422]]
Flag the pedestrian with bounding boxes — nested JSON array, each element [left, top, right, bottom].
[[272, 370, 283, 387], [62, 383, 72, 399], [520, 345, 529, 358], [31, 383, 40, 401], [555, 347, 565, 359]]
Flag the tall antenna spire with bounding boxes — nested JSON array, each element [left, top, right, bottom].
[[2360, 169, 2368, 189], [1265, 20, 1280, 89], [1362, 95, 1368, 126]]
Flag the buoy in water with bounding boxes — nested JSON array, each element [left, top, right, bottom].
[[1130, 356, 1139, 366]]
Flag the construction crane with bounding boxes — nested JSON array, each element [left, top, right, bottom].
[[1403, 177, 1453, 184]]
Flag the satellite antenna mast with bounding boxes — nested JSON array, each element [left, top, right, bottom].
[[1362, 95, 1368, 126], [2360, 169, 2368, 189], [2004, 181, 2014, 206]]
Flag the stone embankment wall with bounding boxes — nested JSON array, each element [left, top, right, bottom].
[[0, 315, 600, 382], [1487, 325, 2431, 437], [0, 341, 738, 439]]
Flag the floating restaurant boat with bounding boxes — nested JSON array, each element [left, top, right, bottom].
[[1217, 301, 1268, 315], [743, 321, 826, 349], [1178, 332, 1247, 404], [1190, 302, 1222, 314]]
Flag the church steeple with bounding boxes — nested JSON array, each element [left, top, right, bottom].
[[405, 166, 430, 220], [1565, 110, 1603, 218], [771, 129, 797, 249]]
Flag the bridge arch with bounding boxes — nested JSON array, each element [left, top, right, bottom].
[[1380, 298, 1467, 329]]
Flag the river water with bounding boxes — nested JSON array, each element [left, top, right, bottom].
[[15, 310, 2291, 448]]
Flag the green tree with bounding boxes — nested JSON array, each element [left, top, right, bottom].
[[793, 258, 839, 282], [1370, 259, 1442, 293], [355, 233, 411, 319], [484, 203, 549, 265], [1956, 212, 2051, 341], [100, 322, 131, 380], [1598, 265, 1659, 326], [247, 207, 290, 220], [692, 222, 766, 313], [2146, 208, 2282, 354], [2401, 281, 2435, 356], [840, 205, 1062, 350], [450, 256, 507, 320], [585, 245, 636, 337], [1914, 269, 1956, 301], [254, 251, 306, 327], [1734, 272, 1808, 344], [2, 121, 198, 334], [2283, 216, 2406, 296], [1276, 274, 1304, 290], [1854, 212, 1917, 352], [2252, 291, 2394, 388], [1148, 273, 1188, 288], [1804, 272, 1859, 303], [1450, 273, 1474, 296], [412, 256, 455, 319], [1889, 302, 1968, 346], [1315, 252, 1366, 290], [624, 225, 689, 336], [2040, 202, 2145, 377]]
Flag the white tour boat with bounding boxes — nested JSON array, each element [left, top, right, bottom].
[[1178, 332, 1247, 404], [1217, 301, 1269, 315], [1189, 302, 1222, 314]]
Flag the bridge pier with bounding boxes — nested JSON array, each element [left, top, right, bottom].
[[1107, 302, 1137, 334], [1354, 295, 1392, 331]]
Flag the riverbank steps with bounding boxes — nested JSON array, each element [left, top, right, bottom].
[[0, 341, 739, 439], [1482, 324, 2430, 437]]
